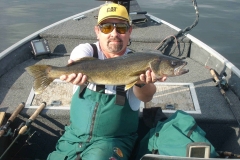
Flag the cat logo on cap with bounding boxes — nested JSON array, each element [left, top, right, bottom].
[[107, 7, 117, 12]]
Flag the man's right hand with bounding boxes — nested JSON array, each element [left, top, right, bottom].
[[60, 59, 88, 85]]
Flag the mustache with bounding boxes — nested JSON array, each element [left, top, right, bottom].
[[108, 37, 122, 43]]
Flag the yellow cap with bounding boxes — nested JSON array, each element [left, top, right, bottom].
[[97, 3, 130, 24]]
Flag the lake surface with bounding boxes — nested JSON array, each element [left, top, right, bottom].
[[0, 0, 239, 68]]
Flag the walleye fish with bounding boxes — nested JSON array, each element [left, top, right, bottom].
[[26, 52, 189, 94]]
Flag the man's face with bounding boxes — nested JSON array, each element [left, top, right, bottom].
[[95, 18, 132, 56]]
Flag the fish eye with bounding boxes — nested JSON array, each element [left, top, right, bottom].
[[171, 61, 177, 66]]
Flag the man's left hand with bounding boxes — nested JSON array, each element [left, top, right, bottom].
[[138, 70, 167, 84]]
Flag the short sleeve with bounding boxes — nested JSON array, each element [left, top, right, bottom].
[[70, 43, 93, 61]]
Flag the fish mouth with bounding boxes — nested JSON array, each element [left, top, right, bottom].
[[174, 62, 189, 75]]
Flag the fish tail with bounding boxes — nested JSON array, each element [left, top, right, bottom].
[[25, 65, 54, 94]]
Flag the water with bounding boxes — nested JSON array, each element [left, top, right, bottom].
[[0, 0, 240, 69]]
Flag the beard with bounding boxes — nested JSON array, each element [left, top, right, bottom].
[[107, 37, 123, 53]]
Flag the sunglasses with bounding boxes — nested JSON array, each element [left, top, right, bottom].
[[98, 23, 130, 34]]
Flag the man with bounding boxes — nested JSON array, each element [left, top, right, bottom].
[[48, 3, 166, 160]]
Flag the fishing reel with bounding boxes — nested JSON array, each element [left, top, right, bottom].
[[12, 122, 26, 139], [219, 73, 229, 91], [0, 124, 13, 137], [11, 121, 40, 146], [212, 71, 229, 91]]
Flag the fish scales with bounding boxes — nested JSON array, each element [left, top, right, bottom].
[[48, 53, 158, 84]]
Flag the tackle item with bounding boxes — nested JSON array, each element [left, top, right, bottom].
[[0, 102, 25, 137], [210, 69, 240, 128], [30, 39, 51, 57], [186, 142, 211, 158], [25, 52, 189, 94], [0, 102, 46, 159]]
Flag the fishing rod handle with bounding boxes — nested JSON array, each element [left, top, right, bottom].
[[210, 69, 220, 82], [29, 102, 46, 121], [8, 102, 25, 122], [18, 102, 46, 135]]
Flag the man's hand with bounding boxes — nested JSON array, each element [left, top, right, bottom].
[[133, 69, 167, 102], [60, 59, 88, 85], [138, 70, 167, 84]]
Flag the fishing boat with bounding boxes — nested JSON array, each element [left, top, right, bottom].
[[0, 0, 239, 159]]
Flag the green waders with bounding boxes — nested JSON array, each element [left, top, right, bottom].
[[47, 86, 139, 160]]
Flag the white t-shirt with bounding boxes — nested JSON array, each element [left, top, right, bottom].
[[70, 42, 141, 111]]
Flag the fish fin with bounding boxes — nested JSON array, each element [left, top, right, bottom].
[[68, 57, 99, 66], [25, 65, 54, 94], [125, 81, 138, 90]]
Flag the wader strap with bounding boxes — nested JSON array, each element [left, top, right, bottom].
[[75, 152, 81, 160], [116, 85, 126, 106], [79, 84, 87, 98], [90, 43, 98, 59], [96, 85, 105, 92]]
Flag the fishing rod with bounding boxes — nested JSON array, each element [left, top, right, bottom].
[[0, 102, 46, 160], [209, 68, 240, 128], [156, 0, 199, 51], [0, 102, 25, 138]]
